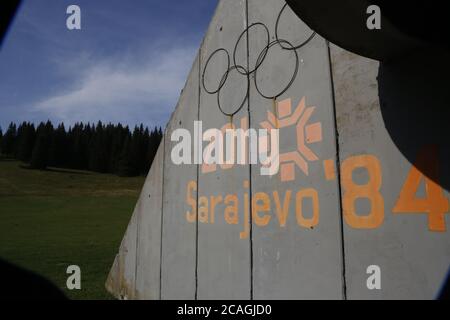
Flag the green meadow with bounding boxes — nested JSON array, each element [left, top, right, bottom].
[[0, 159, 144, 299]]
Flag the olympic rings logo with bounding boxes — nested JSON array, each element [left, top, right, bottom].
[[201, 3, 316, 117]]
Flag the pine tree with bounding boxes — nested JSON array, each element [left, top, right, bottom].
[[143, 126, 162, 174], [49, 123, 67, 167], [129, 125, 144, 176], [142, 127, 150, 174], [117, 133, 134, 177], [2, 120, 162, 176], [0, 127, 3, 156], [89, 121, 109, 173], [17, 122, 36, 163], [1, 123, 17, 157], [15, 122, 24, 159], [70, 123, 84, 169], [30, 122, 52, 170], [109, 123, 127, 174]]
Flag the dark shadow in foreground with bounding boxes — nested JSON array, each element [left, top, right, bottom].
[[0, 258, 67, 300], [378, 48, 450, 192]]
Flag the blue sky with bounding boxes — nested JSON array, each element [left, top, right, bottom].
[[0, 0, 218, 131]]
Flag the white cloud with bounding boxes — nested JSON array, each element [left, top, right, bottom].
[[34, 45, 197, 127]]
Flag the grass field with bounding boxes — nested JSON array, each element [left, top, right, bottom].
[[0, 159, 145, 299]]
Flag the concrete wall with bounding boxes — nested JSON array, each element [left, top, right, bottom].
[[248, 0, 343, 299], [197, 0, 251, 299], [106, 0, 450, 299], [330, 45, 450, 299], [160, 52, 200, 300]]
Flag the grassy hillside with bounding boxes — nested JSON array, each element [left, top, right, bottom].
[[0, 159, 145, 299]]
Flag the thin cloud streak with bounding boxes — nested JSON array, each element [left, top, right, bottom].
[[34, 45, 197, 127]]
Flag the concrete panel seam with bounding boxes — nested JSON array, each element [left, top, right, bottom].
[[159, 136, 166, 300], [245, 0, 254, 301], [195, 50, 201, 300], [134, 199, 140, 297], [326, 40, 347, 300]]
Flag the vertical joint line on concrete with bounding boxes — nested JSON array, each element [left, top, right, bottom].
[[159, 135, 166, 300], [326, 40, 347, 300], [245, 0, 254, 301], [134, 200, 140, 298], [195, 50, 201, 300]]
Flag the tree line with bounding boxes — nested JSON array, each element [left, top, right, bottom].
[[0, 121, 163, 177]]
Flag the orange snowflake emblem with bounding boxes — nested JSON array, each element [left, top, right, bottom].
[[260, 97, 322, 181]]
